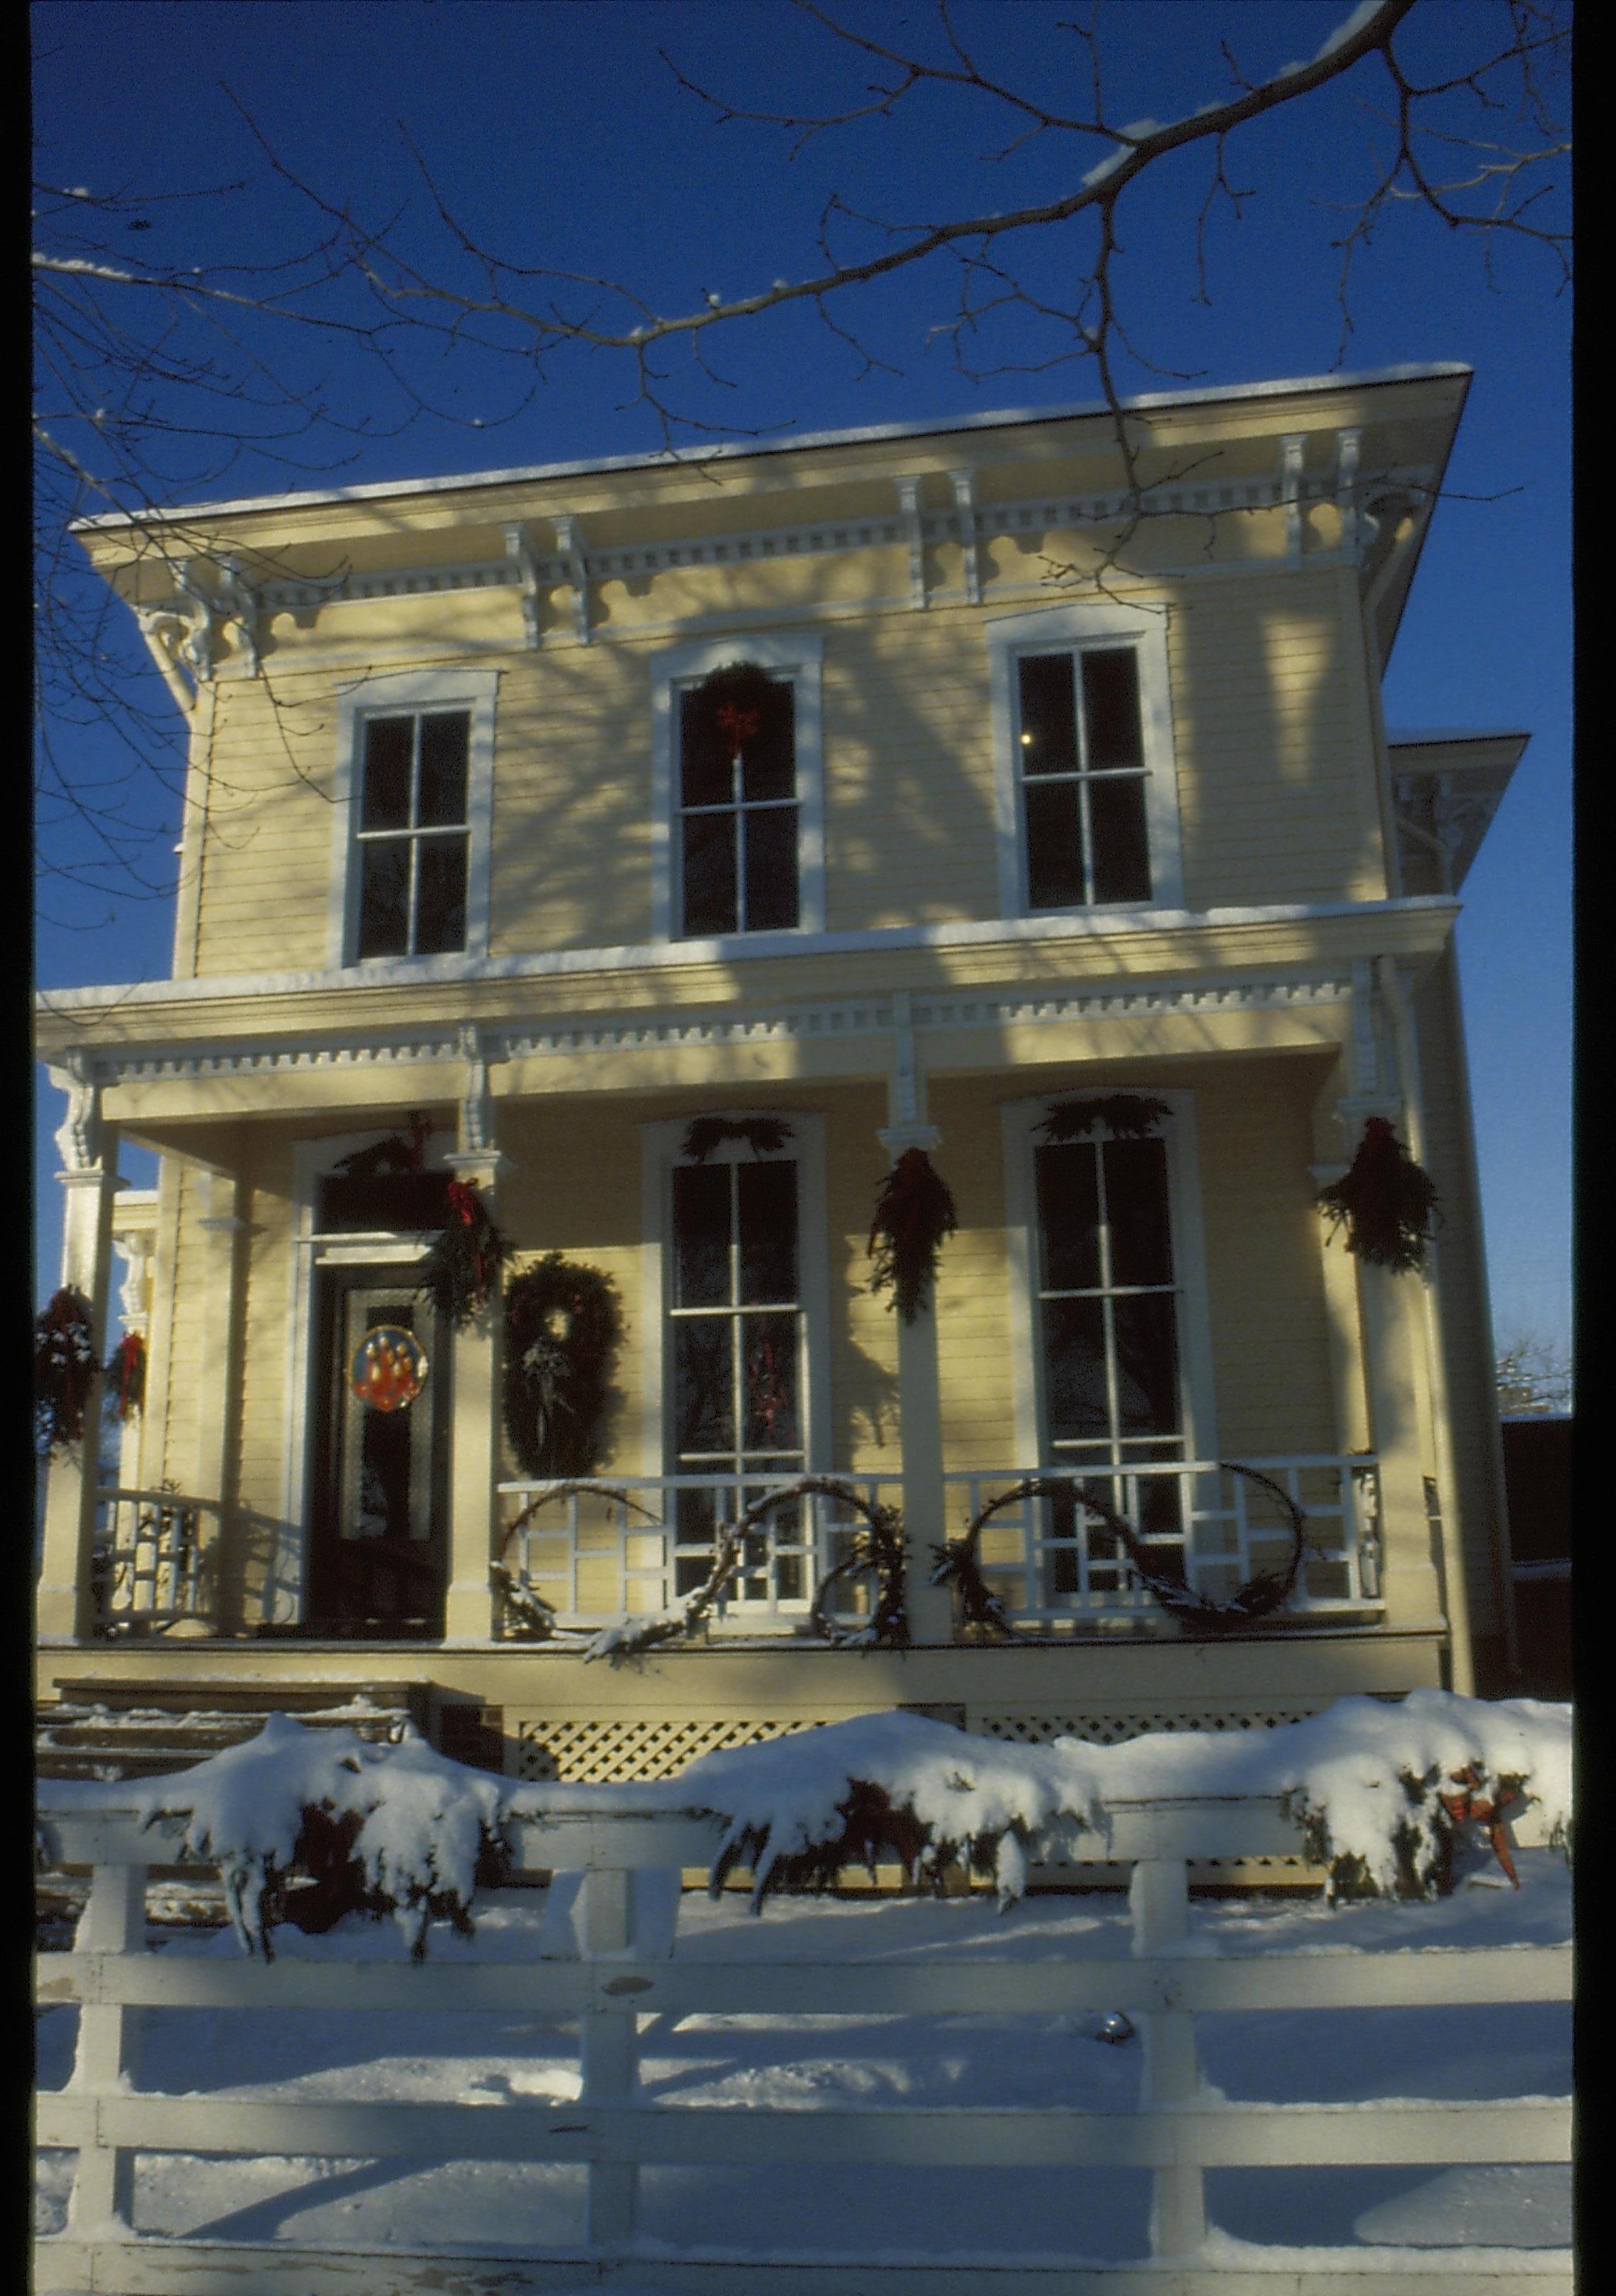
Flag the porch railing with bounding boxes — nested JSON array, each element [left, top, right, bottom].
[[495, 1456, 1379, 1638], [90, 1489, 222, 1638]]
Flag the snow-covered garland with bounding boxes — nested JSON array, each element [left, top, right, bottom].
[[502, 1256, 623, 1479], [933, 1467, 1307, 1638], [34, 1286, 98, 1454], [415, 1178, 509, 1329], [86, 1692, 1569, 1954], [1316, 1115, 1442, 1273]]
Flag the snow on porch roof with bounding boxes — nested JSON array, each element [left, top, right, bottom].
[[71, 361, 1472, 532]]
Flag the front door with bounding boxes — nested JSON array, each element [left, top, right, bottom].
[[308, 1267, 449, 1637]]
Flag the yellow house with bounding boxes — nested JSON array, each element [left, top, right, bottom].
[[35, 363, 1527, 1782]]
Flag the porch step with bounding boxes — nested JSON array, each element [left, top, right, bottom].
[[37, 1677, 425, 1783]]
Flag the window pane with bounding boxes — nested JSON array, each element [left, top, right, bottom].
[[414, 835, 468, 955], [1111, 1294, 1181, 1435], [683, 811, 737, 935], [1024, 781, 1086, 908], [1036, 1143, 1101, 1293], [673, 1164, 731, 1307], [742, 804, 799, 931], [1102, 1137, 1174, 1288], [674, 1318, 734, 1456], [357, 840, 410, 958], [679, 690, 732, 809], [361, 717, 413, 831], [1080, 649, 1144, 771], [417, 712, 470, 826], [740, 680, 795, 802], [1041, 1296, 1109, 1441], [1018, 655, 1078, 777], [1089, 775, 1152, 903], [739, 1161, 797, 1304], [743, 1313, 800, 1451]]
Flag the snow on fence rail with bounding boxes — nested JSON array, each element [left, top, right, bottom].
[[35, 1789, 1571, 2296]]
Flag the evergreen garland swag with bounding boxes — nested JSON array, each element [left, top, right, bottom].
[[503, 1256, 624, 1479], [1316, 1117, 1442, 1273], [1039, 1094, 1170, 1142], [868, 1147, 958, 1324], [415, 1180, 509, 1329], [34, 1287, 98, 1453], [106, 1332, 146, 1422], [680, 1115, 794, 1164]]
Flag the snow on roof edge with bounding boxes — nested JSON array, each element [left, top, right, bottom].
[[71, 361, 1473, 534]]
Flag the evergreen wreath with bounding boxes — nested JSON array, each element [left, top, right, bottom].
[[722, 1476, 909, 1648], [35, 1286, 98, 1455], [1039, 1094, 1171, 1142], [1316, 1117, 1442, 1273], [868, 1147, 958, 1324], [105, 1332, 146, 1422], [934, 1463, 1308, 1636], [503, 1256, 624, 1479], [415, 1178, 509, 1329], [680, 1115, 795, 1164]]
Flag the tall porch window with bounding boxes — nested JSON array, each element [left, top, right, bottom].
[[1033, 1121, 1190, 1599], [666, 1142, 812, 1607]]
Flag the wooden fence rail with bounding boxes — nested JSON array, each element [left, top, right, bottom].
[[33, 1796, 1572, 2296]]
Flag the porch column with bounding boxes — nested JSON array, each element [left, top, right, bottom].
[[1308, 1164, 1371, 1461], [442, 1144, 508, 1645], [37, 1071, 120, 1644], [187, 1170, 248, 1631], [109, 1196, 158, 1492]]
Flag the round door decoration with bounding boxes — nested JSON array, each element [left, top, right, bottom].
[[349, 1326, 428, 1413]]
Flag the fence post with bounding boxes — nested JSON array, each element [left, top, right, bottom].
[[67, 1857, 146, 2235], [580, 1862, 638, 2245], [1130, 1855, 1207, 2260]]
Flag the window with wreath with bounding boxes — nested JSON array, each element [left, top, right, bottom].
[[1032, 1118, 1189, 1597], [677, 663, 799, 936], [666, 1141, 812, 1607], [352, 710, 473, 958]]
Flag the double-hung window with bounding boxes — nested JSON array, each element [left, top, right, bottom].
[[650, 634, 826, 942], [330, 670, 498, 969], [987, 603, 1184, 918]]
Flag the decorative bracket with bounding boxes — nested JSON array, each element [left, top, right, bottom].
[[1334, 428, 1362, 561], [895, 477, 927, 610], [882, 989, 937, 1149], [214, 558, 262, 675], [47, 1054, 103, 1174], [1279, 434, 1307, 563], [950, 470, 982, 605], [551, 514, 590, 644], [503, 522, 541, 648], [456, 1021, 505, 1154]]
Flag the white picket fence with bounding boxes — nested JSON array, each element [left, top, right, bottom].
[[35, 1793, 1571, 2295]]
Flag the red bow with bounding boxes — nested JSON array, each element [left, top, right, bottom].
[[1437, 1765, 1522, 1887]]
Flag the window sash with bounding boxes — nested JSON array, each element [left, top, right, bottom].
[[354, 711, 471, 959], [1016, 648, 1152, 908], [676, 683, 800, 936]]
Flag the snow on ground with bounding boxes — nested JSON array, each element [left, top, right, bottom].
[[35, 1851, 1571, 2263]]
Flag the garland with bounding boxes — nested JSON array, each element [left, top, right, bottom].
[[331, 1112, 430, 1181], [1316, 1117, 1442, 1273], [105, 1332, 146, 1422], [1039, 1094, 1170, 1142], [34, 1287, 97, 1454], [933, 1464, 1308, 1636], [415, 1179, 508, 1329], [868, 1147, 958, 1324], [681, 1115, 794, 1164], [503, 1256, 624, 1479]]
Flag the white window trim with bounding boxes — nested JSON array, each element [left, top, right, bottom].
[[639, 1113, 833, 1493], [999, 1089, 1217, 1487], [985, 601, 1185, 920], [327, 668, 500, 971], [649, 631, 826, 942], [276, 1126, 456, 1626]]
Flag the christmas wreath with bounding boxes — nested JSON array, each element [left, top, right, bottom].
[[868, 1147, 958, 1324], [106, 1332, 146, 1422], [714, 1476, 910, 1648], [688, 660, 789, 765], [1039, 1093, 1170, 1142], [503, 1256, 624, 1479], [34, 1287, 97, 1455], [933, 1464, 1308, 1636], [415, 1178, 509, 1329], [1316, 1116, 1442, 1273], [681, 1115, 794, 1164]]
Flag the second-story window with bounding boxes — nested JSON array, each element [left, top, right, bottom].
[[354, 711, 471, 959], [678, 663, 799, 937], [1016, 647, 1152, 908]]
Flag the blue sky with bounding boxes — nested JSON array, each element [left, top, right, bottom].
[[32, 0, 1570, 1359]]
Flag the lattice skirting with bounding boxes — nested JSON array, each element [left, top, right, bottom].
[[973, 1706, 1323, 1747]]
